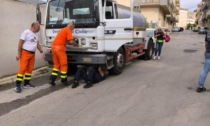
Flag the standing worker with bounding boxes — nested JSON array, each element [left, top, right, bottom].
[[153, 27, 165, 60], [49, 22, 78, 86], [15, 22, 45, 92], [197, 28, 210, 93]]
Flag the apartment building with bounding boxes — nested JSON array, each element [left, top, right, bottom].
[[176, 8, 188, 28], [195, 1, 204, 27], [187, 12, 196, 25], [199, 0, 210, 28], [139, 0, 180, 31]]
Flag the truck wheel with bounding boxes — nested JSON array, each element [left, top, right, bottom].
[[110, 48, 125, 75], [144, 40, 154, 60], [67, 64, 77, 75]]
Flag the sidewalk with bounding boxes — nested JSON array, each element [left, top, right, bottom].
[[0, 66, 50, 86]]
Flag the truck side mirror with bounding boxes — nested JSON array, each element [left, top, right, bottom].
[[36, 5, 41, 24]]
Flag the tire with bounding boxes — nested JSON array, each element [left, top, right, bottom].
[[110, 48, 125, 75], [144, 40, 154, 60]]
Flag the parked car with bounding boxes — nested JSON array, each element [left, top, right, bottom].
[[193, 27, 199, 32], [179, 27, 184, 32], [172, 27, 180, 32], [198, 27, 208, 34]]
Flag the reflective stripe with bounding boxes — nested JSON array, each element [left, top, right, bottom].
[[157, 40, 164, 42], [24, 77, 31, 80], [52, 70, 59, 74], [25, 73, 31, 76], [16, 78, 23, 81], [52, 73, 58, 76], [53, 68, 59, 71], [61, 75, 67, 78], [61, 71, 67, 74], [17, 74, 24, 77], [25, 75, 31, 77]]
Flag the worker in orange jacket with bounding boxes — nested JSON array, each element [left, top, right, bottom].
[[49, 22, 78, 86], [15, 22, 45, 92]]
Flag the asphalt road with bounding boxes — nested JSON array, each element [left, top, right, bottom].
[[0, 30, 210, 126]]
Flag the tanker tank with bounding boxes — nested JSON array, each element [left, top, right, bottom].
[[117, 4, 147, 31]]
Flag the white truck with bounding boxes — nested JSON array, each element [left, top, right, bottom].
[[37, 0, 155, 74]]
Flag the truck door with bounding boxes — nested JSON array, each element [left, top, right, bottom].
[[104, 0, 133, 52]]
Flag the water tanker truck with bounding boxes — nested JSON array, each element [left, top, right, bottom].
[[37, 0, 155, 74]]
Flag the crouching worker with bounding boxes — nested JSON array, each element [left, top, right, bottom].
[[72, 65, 109, 89], [49, 22, 78, 86]]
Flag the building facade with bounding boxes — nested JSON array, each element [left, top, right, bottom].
[[0, 0, 46, 78], [176, 8, 188, 28], [196, 0, 210, 28], [138, 0, 180, 31], [195, 1, 204, 27]]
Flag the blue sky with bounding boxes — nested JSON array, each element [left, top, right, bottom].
[[180, 0, 201, 11]]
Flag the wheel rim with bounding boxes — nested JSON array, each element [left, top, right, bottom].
[[117, 53, 124, 68]]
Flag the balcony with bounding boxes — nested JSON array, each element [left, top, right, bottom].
[[139, 0, 160, 5], [139, 0, 171, 14], [160, 0, 170, 14], [201, 13, 207, 21], [206, 10, 210, 19], [200, 2, 209, 11]]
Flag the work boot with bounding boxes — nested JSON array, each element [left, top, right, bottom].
[[23, 80, 35, 88], [49, 80, 56, 86], [196, 86, 206, 93], [15, 83, 22, 93], [84, 81, 93, 89], [61, 78, 68, 86], [72, 80, 79, 88]]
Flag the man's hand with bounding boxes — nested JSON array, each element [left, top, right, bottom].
[[16, 55, 20, 61], [41, 53, 45, 59]]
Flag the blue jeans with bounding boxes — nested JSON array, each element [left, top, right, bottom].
[[198, 53, 210, 87], [155, 42, 164, 56]]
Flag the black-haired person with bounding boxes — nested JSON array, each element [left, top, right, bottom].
[[72, 65, 109, 89]]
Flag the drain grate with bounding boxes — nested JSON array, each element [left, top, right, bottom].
[[183, 49, 198, 53]]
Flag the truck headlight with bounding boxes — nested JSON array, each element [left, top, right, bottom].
[[90, 43, 98, 50], [81, 38, 86, 45]]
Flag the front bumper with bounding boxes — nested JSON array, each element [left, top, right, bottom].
[[45, 52, 107, 65]]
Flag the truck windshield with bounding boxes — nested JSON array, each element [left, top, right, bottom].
[[46, 0, 99, 28]]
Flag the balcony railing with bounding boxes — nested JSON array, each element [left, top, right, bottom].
[[201, 12, 207, 21], [200, 2, 209, 11], [139, 0, 160, 4], [206, 10, 210, 19]]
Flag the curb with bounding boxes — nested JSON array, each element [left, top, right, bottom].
[[0, 66, 50, 86]]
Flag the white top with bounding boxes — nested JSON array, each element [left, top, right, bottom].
[[20, 29, 39, 52]]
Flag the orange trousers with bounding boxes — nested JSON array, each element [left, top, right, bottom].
[[16, 50, 35, 82], [51, 47, 68, 72]]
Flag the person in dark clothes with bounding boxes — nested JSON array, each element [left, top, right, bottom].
[[197, 28, 210, 93], [72, 65, 109, 89]]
